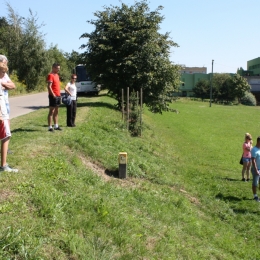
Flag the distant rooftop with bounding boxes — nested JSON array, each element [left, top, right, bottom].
[[180, 66, 207, 74]]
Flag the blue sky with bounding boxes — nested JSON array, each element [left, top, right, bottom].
[[1, 0, 259, 73]]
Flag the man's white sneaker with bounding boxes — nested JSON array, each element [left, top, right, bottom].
[[0, 164, 18, 173]]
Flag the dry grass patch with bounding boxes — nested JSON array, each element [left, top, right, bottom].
[[0, 189, 16, 202]]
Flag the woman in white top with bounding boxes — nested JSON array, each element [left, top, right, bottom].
[[64, 74, 77, 127]]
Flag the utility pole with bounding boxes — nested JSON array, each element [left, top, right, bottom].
[[210, 59, 214, 107]]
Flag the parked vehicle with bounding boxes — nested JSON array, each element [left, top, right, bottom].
[[75, 64, 100, 95]]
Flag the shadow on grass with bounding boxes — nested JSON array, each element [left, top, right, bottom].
[[105, 169, 119, 178], [77, 93, 108, 98], [215, 193, 260, 214], [218, 177, 241, 182], [216, 192, 242, 202], [77, 101, 117, 111], [11, 128, 39, 133], [59, 92, 118, 111], [21, 105, 48, 110], [232, 208, 260, 215]]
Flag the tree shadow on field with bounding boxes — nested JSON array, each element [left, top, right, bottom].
[[77, 101, 117, 111], [216, 192, 242, 202], [216, 193, 260, 215], [232, 208, 260, 215], [77, 93, 108, 98]]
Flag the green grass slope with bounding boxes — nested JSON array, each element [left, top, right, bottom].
[[0, 94, 259, 259]]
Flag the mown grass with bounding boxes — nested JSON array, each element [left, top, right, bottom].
[[0, 93, 259, 259]]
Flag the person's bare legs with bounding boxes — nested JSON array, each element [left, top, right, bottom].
[[1, 137, 10, 167], [242, 161, 247, 180], [48, 106, 59, 128], [53, 107, 59, 125], [0, 137, 18, 172], [48, 107, 55, 127], [246, 161, 251, 180]]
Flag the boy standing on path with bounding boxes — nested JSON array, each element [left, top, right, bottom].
[[47, 63, 62, 131]]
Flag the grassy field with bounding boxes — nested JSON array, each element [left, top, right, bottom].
[[0, 93, 260, 259]]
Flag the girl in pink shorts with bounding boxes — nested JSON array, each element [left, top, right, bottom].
[[242, 133, 253, 181]]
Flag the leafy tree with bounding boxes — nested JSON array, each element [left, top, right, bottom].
[[46, 45, 71, 82], [230, 74, 251, 102], [0, 17, 8, 27], [218, 76, 235, 102], [241, 92, 256, 106], [213, 73, 251, 103], [1, 3, 78, 91], [15, 9, 47, 91], [80, 0, 180, 113], [1, 3, 24, 74], [64, 50, 83, 74], [0, 17, 10, 55], [193, 79, 210, 100], [3, 4, 50, 91], [212, 73, 230, 102], [129, 90, 142, 136], [193, 73, 251, 104]]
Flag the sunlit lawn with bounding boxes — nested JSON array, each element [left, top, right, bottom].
[[0, 94, 259, 259]]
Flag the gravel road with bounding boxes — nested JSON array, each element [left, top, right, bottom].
[[9, 92, 49, 119]]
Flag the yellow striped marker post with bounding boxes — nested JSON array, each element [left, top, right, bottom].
[[118, 152, 127, 179]]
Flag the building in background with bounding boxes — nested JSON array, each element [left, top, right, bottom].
[[176, 59, 260, 100], [237, 57, 260, 76], [175, 66, 209, 97], [237, 57, 260, 102], [180, 66, 207, 74]]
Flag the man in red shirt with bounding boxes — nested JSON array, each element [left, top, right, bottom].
[[47, 63, 62, 131]]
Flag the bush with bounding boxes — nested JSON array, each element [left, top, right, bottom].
[[241, 92, 256, 106], [128, 91, 142, 137], [8, 72, 27, 96], [9, 73, 48, 95]]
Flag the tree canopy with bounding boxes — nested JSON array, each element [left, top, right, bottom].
[[80, 0, 180, 113], [0, 3, 81, 92], [194, 73, 251, 104], [193, 79, 210, 101]]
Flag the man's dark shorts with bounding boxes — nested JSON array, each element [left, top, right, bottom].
[[49, 95, 61, 107]]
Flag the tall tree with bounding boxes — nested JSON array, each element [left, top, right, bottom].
[[4, 3, 50, 90], [46, 45, 71, 82], [2, 3, 24, 73], [230, 74, 251, 102], [0, 17, 10, 55], [16, 9, 47, 91], [212, 73, 230, 102], [194, 73, 251, 103], [80, 0, 180, 113], [193, 79, 210, 100], [64, 50, 83, 74]]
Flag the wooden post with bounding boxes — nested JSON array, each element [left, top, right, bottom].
[[127, 87, 129, 131], [140, 88, 143, 137], [121, 88, 124, 121]]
